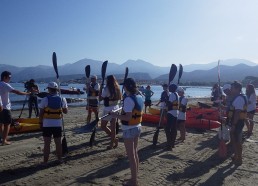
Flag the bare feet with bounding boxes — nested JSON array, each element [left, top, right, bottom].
[[2, 141, 11, 146]]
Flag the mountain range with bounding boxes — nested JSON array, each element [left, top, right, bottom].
[[0, 58, 257, 83]]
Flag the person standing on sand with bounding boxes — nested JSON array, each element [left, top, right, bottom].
[[86, 75, 100, 124], [26, 79, 40, 118], [111, 78, 143, 186], [177, 87, 187, 142], [245, 84, 256, 137], [143, 85, 154, 113], [38, 82, 68, 164], [227, 81, 247, 166], [0, 71, 30, 146], [99, 75, 121, 149], [164, 83, 179, 151], [156, 84, 170, 125]]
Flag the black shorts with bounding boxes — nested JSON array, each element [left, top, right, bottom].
[[0, 109, 12, 125], [42, 127, 62, 138], [144, 100, 152, 106], [88, 99, 99, 108]]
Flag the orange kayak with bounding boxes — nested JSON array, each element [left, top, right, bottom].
[[142, 114, 220, 129], [9, 123, 41, 134]]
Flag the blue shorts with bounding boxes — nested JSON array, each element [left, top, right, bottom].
[[123, 126, 141, 139]]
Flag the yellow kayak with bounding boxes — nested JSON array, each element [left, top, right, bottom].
[[9, 123, 41, 134], [15, 118, 39, 124]]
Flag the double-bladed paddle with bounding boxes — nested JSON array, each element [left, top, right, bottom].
[[178, 64, 183, 85], [85, 65, 91, 112], [52, 52, 68, 155], [89, 60, 108, 147], [153, 64, 177, 145]]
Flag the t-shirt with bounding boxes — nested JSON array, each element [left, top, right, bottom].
[[144, 89, 153, 101], [87, 83, 100, 99], [247, 93, 256, 112], [232, 96, 246, 111], [178, 96, 188, 120], [121, 96, 141, 131], [160, 90, 170, 109], [0, 81, 15, 110], [39, 95, 68, 127], [167, 92, 179, 117]]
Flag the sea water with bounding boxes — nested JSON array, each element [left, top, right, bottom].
[[7, 83, 248, 110]]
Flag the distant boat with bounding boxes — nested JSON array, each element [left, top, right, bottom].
[[60, 88, 84, 95]]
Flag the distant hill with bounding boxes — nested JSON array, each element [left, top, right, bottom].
[[0, 58, 257, 83]]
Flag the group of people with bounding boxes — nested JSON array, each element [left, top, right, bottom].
[[1, 69, 257, 184]]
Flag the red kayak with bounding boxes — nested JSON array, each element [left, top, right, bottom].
[[60, 88, 85, 94], [142, 114, 220, 129]]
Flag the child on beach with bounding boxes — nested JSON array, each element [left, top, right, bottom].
[[143, 85, 154, 113], [177, 87, 187, 142]]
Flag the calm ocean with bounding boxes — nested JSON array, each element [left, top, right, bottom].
[[7, 83, 249, 110]]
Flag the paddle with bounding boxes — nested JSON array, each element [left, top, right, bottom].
[[52, 52, 68, 155], [116, 67, 129, 134], [85, 65, 91, 112], [178, 64, 183, 85], [217, 60, 227, 158], [169, 64, 177, 85], [153, 64, 177, 145], [89, 60, 108, 147]]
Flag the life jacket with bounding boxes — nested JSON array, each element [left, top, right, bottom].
[[121, 95, 144, 126], [43, 95, 63, 119], [179, 96, 186, 113], [167, 92, 179, 111], [227, 94, 247, 122], [88, 83, 99, 97]]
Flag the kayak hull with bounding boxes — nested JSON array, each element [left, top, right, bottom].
[[9, 123, 41, 134]]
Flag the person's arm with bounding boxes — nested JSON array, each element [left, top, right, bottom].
[[0, 99, 3, 112], [151, 90, 154, 97], [62, 98, 68, 114], [11, 89, 30, 95]]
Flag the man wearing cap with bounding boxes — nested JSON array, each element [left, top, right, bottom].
[[85, 75, 100, 124], [38, 82, 68, 164], [0, 71, 31, 145], [26, 79, 40, 118]]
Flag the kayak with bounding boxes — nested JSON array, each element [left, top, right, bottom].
[[60, 88, 84, 95], [142, 114, 220, 129], [15, 118, 39, 124], [148, 107, 219, 121], [9, 123, 41, 134]]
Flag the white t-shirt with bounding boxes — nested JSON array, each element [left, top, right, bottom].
[[232, 96, 246, 111], [121, 96, 141, 131], [247, 93, 256, 112], [39, 95, 68, 127], [178, 96, 188, 120], [0, 81, 15, 110], [167, 92, 179, 117], [101, 86, 120, 107]]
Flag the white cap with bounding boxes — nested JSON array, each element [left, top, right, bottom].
[[223, 84, 231, 91], [177, 86, 184, 93], [47, 82, 58, 89]]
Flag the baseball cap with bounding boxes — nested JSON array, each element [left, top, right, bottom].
[[47, 82, 58, 89], [223, 84, 231, 91]]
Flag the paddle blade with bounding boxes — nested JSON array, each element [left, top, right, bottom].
[[153, 128, 160, 146], [52, 52, 59, 79], [85, 65, 91, 78], [124, 67, 129, 80], [169, 64, 177, 84], [116, 120, 119, 135], [218, 140, 227, 158], [84, 120, 98, 132], [101, 60, 108, 82], [178, 64, 183, 84], [62, 136, 68, 155], [89, 127, 96, 147]]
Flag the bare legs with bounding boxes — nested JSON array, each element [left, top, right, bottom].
[[245, 113, 254, 136], [101, 118, 118, 149], [43, 137, 62, 163], [0, 124, 11, 145]]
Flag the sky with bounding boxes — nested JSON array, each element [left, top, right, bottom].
[[1, 0, 258, 67]]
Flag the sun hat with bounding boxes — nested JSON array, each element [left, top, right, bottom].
[[222, 84, 231, 91], [47, 82, 58, 89]]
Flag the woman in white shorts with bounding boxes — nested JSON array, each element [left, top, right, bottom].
[[99, 75, 121, 149]]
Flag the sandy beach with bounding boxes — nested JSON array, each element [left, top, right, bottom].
[[0, 99, 258, 186]]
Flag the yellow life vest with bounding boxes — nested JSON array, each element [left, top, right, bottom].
[[227, 94, 247, 121], [43, 95, 63, 119]]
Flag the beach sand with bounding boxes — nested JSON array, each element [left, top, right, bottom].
[[0, 99, 258, 186]]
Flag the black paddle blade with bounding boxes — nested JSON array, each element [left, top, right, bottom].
[[62, 136, 68, 155], [178, 64, 183, 84], [89, 127, 96, 147], [85, 65, 91, 78], [124, 67, 129, 80], [169, 64, 177, 84], [116, 120, 119, 135], [101, 61, 108, 82], [52, 52, 59, 79], [152, 128, 160, 146]]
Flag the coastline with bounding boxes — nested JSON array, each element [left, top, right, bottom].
[[0, 99, 257, 185]]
